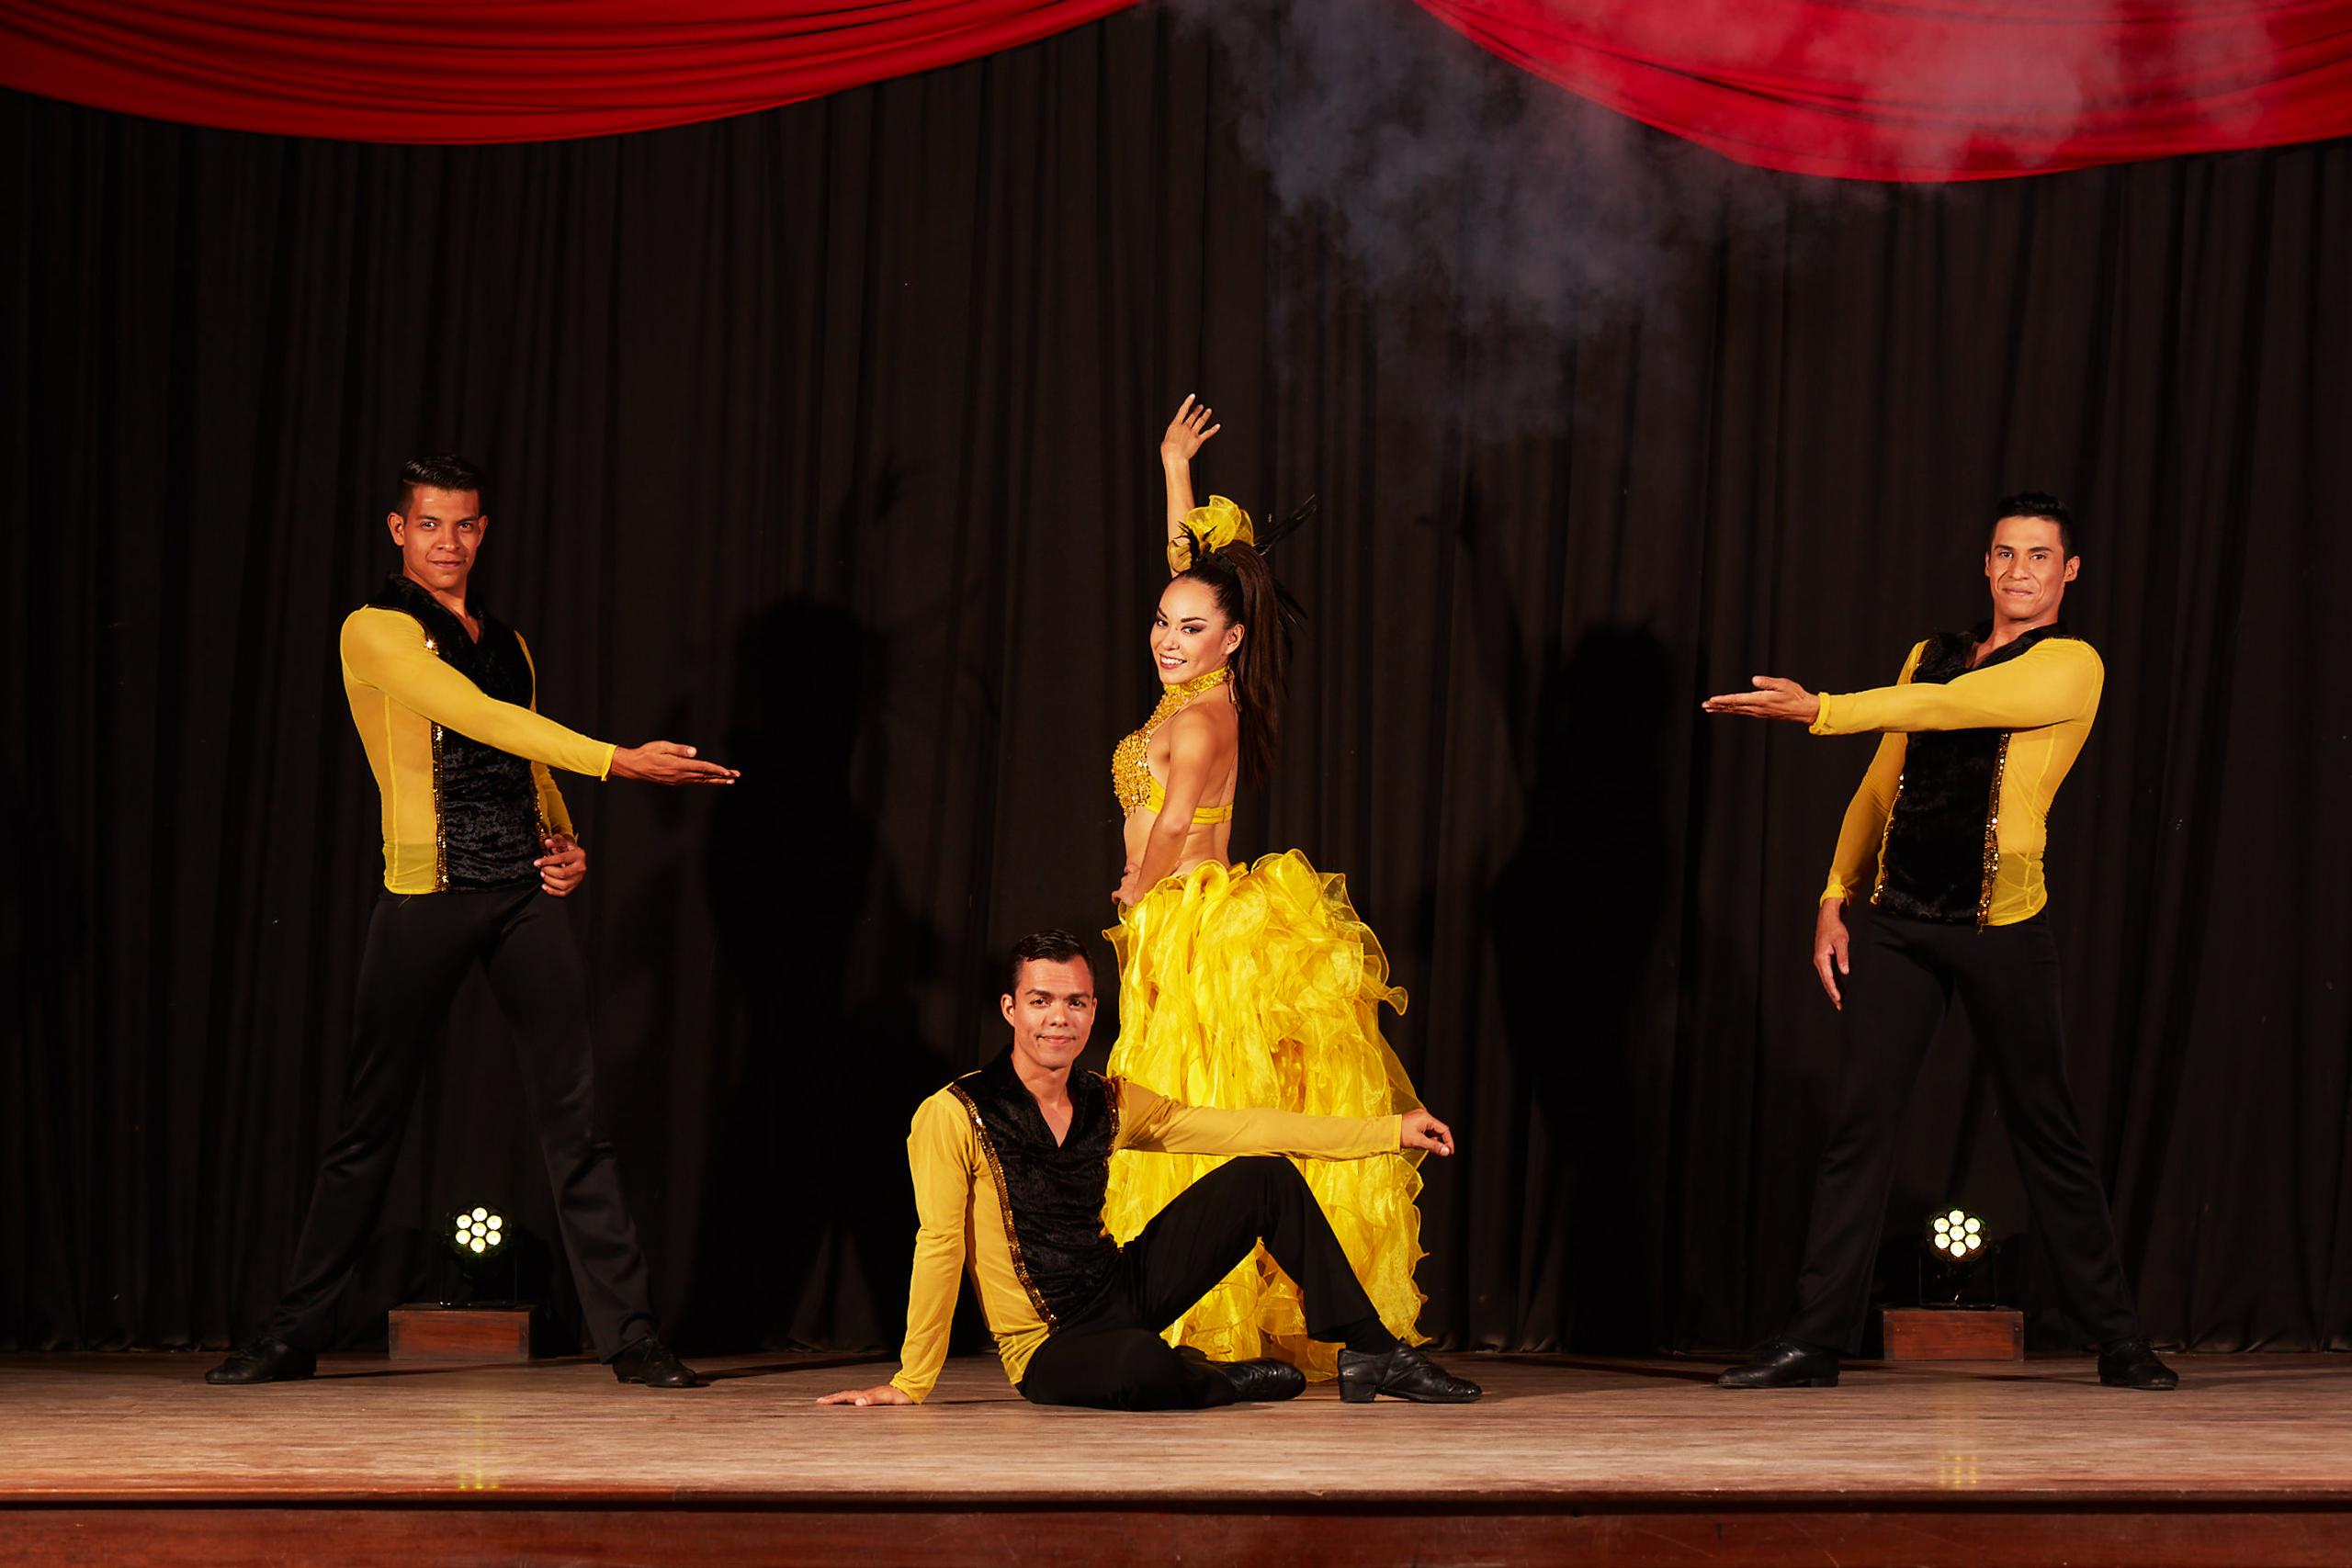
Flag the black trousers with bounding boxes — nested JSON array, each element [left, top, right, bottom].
[[1784, 909, 2139, 1351], [266, 884, 656, 1359], [1017, 1156, 1388, 1410]]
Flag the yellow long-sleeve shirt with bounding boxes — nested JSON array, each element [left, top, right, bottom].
[[888, 1073, 1402, 1402], [1813, 627, 2103, 926], [342, 596, 616, 893]]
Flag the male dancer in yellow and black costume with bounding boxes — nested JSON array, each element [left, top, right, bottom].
[[821, 931, 1482, 1412], [209, 454, 737, 1389], [1705, 493, 2176, 1392]]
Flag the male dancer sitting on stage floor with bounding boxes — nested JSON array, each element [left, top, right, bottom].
[[820, 931, 1481, 1411], [1702, 492, 2176, 1392], [209, 454, 738, 1390]]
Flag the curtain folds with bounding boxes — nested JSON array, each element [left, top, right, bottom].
[[0, 0, 1135, 143], [4, 1, 2350, 176], [1418, 0, 2352, 180]]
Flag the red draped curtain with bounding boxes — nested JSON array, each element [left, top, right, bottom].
[[1418, 0, 2352, 179], [4, 0, 2351, 178], [0, 0, 1136, 143]]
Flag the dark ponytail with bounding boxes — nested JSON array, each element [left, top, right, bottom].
[[1177, 539, 1301, 786]]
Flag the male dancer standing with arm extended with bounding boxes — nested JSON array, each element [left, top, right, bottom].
[[1703, 493, 2176, 1392], [209, 455, 738, 1389]]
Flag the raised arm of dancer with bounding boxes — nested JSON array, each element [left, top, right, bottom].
[[1705, 637, 2099, 734], [345, 610, 616, 774], [1119, 712, 1218, 902], [1114, 1079, 1450, 1159], [820, 1096, 973, 1407], [1159, 395, 1220, 574], [1813, 637, 2101, 735], [343, 611, 739, 785]]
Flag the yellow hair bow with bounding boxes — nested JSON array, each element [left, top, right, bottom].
[[1167, 495, 1254, 570]]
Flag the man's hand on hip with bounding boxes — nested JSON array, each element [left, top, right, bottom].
[[536, 833, 587, 897]]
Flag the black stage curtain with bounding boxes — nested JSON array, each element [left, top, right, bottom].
[[5, 6, 2349, 1357]]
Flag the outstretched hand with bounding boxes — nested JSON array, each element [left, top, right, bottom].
[[610, 741, 741, 785], [1160, 394, 1220, 464], [1401, 1109, 1455, 1157], [818, 1383, 912, 1407], [1702, 676, 1820, 725]]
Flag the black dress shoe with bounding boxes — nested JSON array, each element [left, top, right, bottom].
[[1186, 1352, 1306, 1403], [205, 1335, 318, 1385], [609, 1333, 703, 1388], [2098, 1337, 2178, 1391], [1716, 1340, 1841, 1389], [1336, 1346, 1482, 1404]]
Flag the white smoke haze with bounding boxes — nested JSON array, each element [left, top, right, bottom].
[[1170, 0, 1821, 430], [1169, 0, 2281, 413]]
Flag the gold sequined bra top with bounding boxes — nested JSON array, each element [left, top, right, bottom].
[[1111, 666, 1236, 824]]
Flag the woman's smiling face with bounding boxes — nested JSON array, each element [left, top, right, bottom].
[[1152, 575, 1241, 683]]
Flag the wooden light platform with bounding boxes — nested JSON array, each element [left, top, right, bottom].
[[1, 1352, 2347, 1566], [1883, 1305, 2026, 1359], [388, 1303, 536, 1363]]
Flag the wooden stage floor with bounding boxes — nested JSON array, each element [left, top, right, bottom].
[[2, 1351, 2347, 1565]]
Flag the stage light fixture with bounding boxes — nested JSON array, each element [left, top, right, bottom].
[[450, 1206, 506, 1260], [420, 1201, 533, 1341], [1928, 1207, 1986, 1263], [1908, 1201, 2009, 1326]]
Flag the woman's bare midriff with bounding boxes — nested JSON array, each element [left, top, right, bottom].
[[1124, 810, 1232, 884]]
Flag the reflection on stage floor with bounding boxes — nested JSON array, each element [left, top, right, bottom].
[[3, 1351, 2346, 1565]]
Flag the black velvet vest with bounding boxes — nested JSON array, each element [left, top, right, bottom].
[[368, 575, 547, 890], [947, 1052, 1124, 1329], [1874, 620, 2075, 926]]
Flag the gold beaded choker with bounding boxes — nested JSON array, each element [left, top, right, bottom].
[[1111, 666, 1231, 815]]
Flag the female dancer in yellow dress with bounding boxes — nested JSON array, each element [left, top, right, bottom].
[[1102, 396, 1428, 1377]]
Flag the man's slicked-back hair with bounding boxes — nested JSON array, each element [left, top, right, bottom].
[[394, 453, 489, 516], [1992, 491, 2075, 558], [1006, 930, 1093, 995]]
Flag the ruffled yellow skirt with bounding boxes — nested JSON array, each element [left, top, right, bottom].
[[1102, 850, 1427, 1379]]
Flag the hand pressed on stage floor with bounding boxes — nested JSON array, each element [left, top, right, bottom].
[[818, 1382, 914, 1407], [1702, 675, 1821, 724], [609, 740, 741, 784], [535, 832, 586, 897]]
